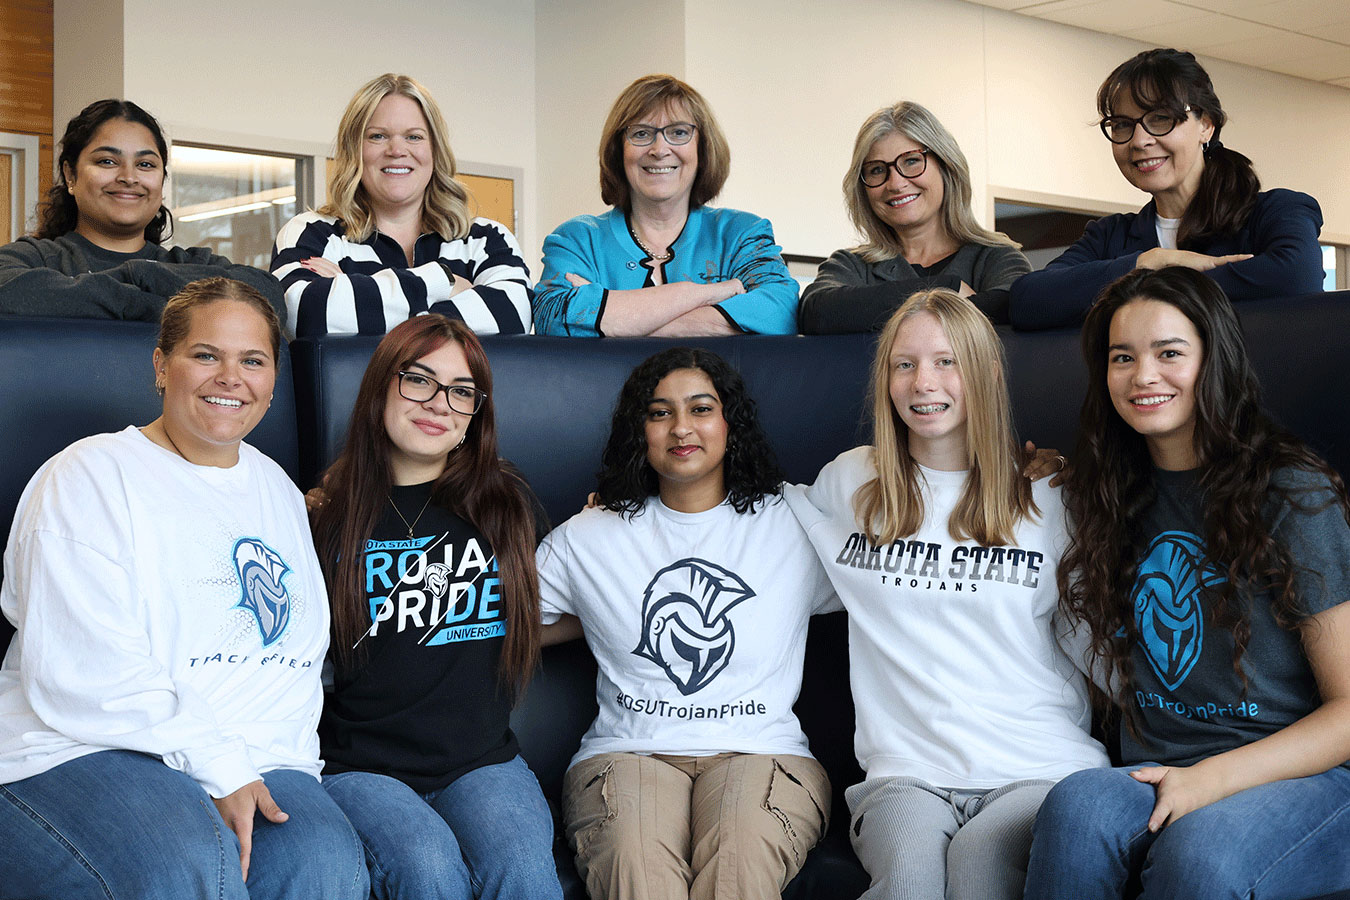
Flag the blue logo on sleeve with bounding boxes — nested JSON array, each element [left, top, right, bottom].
[[1131, 531, 1224, 691], [632, 559, 755, 696], [233, 538, 293, 647]]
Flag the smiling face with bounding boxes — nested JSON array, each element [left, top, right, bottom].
[[622, 102, 699, 213], [1107, 298, 1204, 470], [889, 311, 968, 470], [643, 367, 729, 511], [1108, 93, 1213, 216], [360, 93, 434, 221], [864, 132, 944, 240], [383, 340, 474, 485], [64, 118, 165, 252], [154, 300, 276, 468]]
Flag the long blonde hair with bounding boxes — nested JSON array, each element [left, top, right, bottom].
[[320, 73, 471, 243], [854, 289, 1036, 546], [844, 102, 1018, 264]]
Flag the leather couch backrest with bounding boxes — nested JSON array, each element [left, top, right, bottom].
[[0, 318, 300, 651]]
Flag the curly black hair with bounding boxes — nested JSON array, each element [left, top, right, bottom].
[[596, 347, 783, 516]]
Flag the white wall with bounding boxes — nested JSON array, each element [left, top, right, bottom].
[[59, 0, 539, 254], [681, 0, 1350, 260], [534, 0, 685, 270], [53, 0, 1350, 276]]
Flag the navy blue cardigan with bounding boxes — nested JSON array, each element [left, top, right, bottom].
[[1009, 189, 1324, 331]]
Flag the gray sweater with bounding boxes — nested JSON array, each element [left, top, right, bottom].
[[799, 243, 1030, 333], [0, 232, 284, 322]]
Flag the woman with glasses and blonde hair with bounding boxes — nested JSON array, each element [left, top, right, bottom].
[[271, 74, 532, 339], [785, 290, 1107, 899], [533, 74, 798, 337], [799, 102, 1029, 333], [308, 315, 561, 899], [1009, 48, 1323, 330]]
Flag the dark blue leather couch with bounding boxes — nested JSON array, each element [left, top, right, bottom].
[[1, 289, 1347, 899]]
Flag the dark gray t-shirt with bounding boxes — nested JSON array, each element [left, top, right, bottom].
[[1120, 467, 1350, 768]]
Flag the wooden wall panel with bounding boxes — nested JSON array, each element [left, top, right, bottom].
[[0, 153, 12, 244], [39, 133, 52, 198], [460, 173, 515, 232], [0, 0, 54, 136], [0, 0, 53, 235]]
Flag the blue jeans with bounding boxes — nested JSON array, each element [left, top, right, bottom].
[[0, 748, 369, 900], [323, 754, 562, 900], [1024, 764, 1350, 899]]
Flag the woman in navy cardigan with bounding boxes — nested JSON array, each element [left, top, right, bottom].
[[1009, 49, 1324, 330]]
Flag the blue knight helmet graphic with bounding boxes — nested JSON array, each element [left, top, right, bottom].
[[233, 538, 293, 647], [1131, 530, 1225, 691], [632, 558, 755, 696]]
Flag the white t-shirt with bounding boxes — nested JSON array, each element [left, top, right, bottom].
[[537, 494, 837, 768], [0, 427, 329, 797], [785, 447, 1108, 789], [1156, 215, 1181, 250]]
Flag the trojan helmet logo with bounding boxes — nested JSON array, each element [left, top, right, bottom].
[[1131, 531, 1224, 691], [632, 558, 755, 696], [424, 562, 451, 603], [233, 538, 293, 647]]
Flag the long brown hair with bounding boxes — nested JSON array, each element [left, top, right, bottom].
[[1062, 267, 1349, 726], [311, 315, 540, 695]]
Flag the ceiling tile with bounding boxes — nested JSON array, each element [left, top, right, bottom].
[[1179, 0, 1289, 12], [1313, 22, 1350, 44], [1231, 0, 1350, 32], [1121, 13, 1274, 48], [1029, 0, 1204, 32], [1199, 30, 1344, 66], [1261, 51, 1350, 82]]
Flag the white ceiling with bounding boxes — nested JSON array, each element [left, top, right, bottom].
[[966, 0, 1350, 88]]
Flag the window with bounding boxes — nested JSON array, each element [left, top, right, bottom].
[[168, 145, 307, 268], [1321, 244, 1340, 292]]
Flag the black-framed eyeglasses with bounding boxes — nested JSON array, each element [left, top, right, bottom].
[[623, 122, 697, 147], [859, 149, 930, 188], [1099, 105, 1192, 144], [397, 371, 486, 415]]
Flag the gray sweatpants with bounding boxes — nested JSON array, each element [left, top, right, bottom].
[[846, 776, 1052, 900]]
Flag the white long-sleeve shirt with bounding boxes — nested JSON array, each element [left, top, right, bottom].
[[0, 427, 329, 797], [785, 447, 1108, 789]]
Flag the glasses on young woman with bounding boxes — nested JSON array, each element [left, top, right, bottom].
[[859, 150, 930, 188], [623, 122, 697, 147], [397, 371, 487, 415], [1099, 106, 1192, 144]]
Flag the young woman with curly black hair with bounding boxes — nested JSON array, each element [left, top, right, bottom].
[[1024, 267, 1350, 899], [536, 347, 835, 900]]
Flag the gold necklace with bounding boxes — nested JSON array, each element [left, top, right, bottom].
[[388, 491, 433, 539]]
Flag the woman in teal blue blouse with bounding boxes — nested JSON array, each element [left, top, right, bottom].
[[532, 75, 798, 337]]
